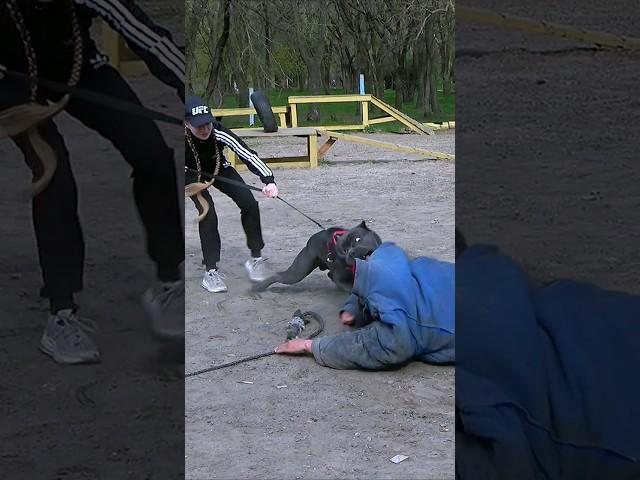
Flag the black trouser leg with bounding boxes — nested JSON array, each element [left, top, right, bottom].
[[189, 189, 220, 270], [65, 65, 184, 282], [214, 167, 265, 257], [0, 79, 82, 312]]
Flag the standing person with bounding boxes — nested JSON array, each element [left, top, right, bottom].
[[0, 0, 185, 364], [184, 95, 279, 293]]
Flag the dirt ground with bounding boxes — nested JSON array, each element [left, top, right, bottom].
[[457, 0, 640, 294], [185, 134, 455, 479]]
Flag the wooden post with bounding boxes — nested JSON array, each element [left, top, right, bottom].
[[101, 22, 146, 75], [362, 100, 369, 128], [102, 24, 120, 68], [308, 132, 318, 168], [226, 147, 237, 168], [290, 103, 298, 128]]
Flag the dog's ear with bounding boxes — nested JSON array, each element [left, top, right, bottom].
[[357, 220, 368, 230]]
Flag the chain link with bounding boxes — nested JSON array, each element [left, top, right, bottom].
[[185, 126, 221, 184], [5, 0, 84, 102]]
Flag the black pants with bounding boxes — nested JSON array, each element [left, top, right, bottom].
[[187, 166, 264, 270], [1, 65, 184, 309]]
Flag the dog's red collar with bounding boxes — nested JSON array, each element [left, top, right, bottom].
[[326, 230, 347, 264], [327, 230, 355, 274]]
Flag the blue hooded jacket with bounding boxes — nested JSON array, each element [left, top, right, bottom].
[[456, 244, 640, 479], [312, 242, 455, 370]]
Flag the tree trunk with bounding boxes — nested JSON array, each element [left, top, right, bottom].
[[305, 61, 323, 121], [204, 0, 231, 101], [263, 0, 275, 89], [415, 37, 427, 110], [427, 20, 441, 115]]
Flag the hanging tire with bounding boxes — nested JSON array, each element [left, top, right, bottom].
[[250, 90, 278, 133]]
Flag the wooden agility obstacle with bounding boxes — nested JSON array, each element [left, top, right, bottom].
[[316, 129, 454, 161], [213, 94, 439, 135], [101, 23, 147, 75]]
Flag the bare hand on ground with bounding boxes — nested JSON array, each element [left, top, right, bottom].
[[274, 339, 312, 354], [340, 312, 355, 325]]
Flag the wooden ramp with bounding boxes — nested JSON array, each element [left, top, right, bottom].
[[369, 97, 435, 135], [316, 129, 454, 161]]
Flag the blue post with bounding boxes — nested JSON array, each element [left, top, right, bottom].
[[248, 87, 254, 126], [359, 74, 365, 95]]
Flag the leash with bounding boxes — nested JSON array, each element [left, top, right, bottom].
[[185, 310, 325, 378], [185, 167, 326, 230], [0, 64, 183, 125]]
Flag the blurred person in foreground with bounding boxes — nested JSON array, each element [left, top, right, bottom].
[[0, 0, 185, 364]]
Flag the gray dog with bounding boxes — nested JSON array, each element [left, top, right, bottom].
[[252, 221, 382, 292]]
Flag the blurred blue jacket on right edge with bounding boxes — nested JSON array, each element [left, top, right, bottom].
[[456, 244, 640, 480]]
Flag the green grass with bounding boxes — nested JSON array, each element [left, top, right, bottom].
[[215, 88, 455, 132]]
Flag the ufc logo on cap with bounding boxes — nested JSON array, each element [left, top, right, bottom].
[[192, 106, 209, 115]]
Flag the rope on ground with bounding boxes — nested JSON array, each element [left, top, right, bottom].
[[457, 5, 640, 51], [184, 310, 325, 378]]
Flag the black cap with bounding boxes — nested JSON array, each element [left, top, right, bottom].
[[185, 96, 215, 127]]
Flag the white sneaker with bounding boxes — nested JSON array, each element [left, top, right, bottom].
[[202, 269, 228, 293], [39, 308, 100, 364], [142, 280, 184, 341], [245, 257, 268, 282]]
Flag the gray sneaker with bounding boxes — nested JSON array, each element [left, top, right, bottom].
[[39, 309, 100, 364], [142, 280, 184, 341], [202, 269, 227, 293], [245, 257, 268, 282]]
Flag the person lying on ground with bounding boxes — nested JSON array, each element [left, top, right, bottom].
[[274, 242, 455, 370]]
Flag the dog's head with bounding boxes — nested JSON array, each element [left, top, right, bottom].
[[335, 221, 382, 266]]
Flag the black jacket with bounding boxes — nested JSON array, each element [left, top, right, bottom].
[[185, 121, 275, 185], [0, 0, 183, 97]]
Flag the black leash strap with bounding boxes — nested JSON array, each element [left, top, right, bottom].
[[185, 311, 325, 378], [0, 64, 183, 125], [275, 196, 325, 230], [186, 167, 326, 230]]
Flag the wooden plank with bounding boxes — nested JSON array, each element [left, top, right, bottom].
[[423, 121, 456, 130], [234, 157, 312, 171], [101, 22, 147, 74], [370, 97, 434, 135], [317, 137, 338, 158], [290, 104, 298, 128], [288, 94, 372, 104], [317, 129, 454, 161], [229, 127, 317, 137], [278, 112, 287, 128], [312, 124, 364, 131], [369, 97, 424, 135], [308, 131, 318, 168], [362, 101, 369, 127], [226, 149, 312, 168], [212, 106, 287, 117], [368, 116, 396, 125], [226, 148, 237, 168]]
